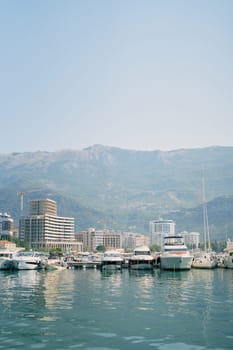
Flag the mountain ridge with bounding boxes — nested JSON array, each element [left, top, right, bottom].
[[0, 145, 233, 240]]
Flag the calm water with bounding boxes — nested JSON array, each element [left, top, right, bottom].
[[0, 267, 233, 350]]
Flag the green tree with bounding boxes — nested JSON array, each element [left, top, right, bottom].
[[49, 247, 63, 257], [150, 244, 161, 252], [96, 245, 106, 252]]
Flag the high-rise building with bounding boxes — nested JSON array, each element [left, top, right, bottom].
[[149, 218, 175, 247], [0, 212, 14, 238], [29, 199, 57, 216], [19, 199, 81, 253]]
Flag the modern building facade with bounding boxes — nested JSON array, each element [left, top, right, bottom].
[[76, 228, 122, 251], [181, 231, 200, 249], [0, 212, 14, 238], [149, 218, 176, 247], [122, 232, 150, 251], [103, 231, 122, 250], [19, 199, 81, 253], [29, 199, 57, 216]]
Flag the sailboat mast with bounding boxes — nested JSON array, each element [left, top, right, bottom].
[[202, 169, 211, 251]]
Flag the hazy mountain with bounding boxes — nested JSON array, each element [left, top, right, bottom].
[[0, 145, 233, 240]]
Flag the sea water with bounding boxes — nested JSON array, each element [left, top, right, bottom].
[[0, 268, 232, 350]]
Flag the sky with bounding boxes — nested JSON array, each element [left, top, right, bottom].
[[0, 0, 233, 153]]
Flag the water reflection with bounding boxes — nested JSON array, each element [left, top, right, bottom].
[[0, 268, 233, 349], [0, 270, 46, 313], [43, 269, 75, 310]]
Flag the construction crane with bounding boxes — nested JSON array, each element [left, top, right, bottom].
[[17, 192, 25, 212], [17, 189, 42, 213]]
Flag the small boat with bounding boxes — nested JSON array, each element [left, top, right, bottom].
[[46, 257, 68, 270], [12, 251, 48, 270], [159, 235, 193, 271], [128, 245, 154, 270], [100, 250, 124, 271], [66, 252, 99, 269], [223, 239, 233, 268]]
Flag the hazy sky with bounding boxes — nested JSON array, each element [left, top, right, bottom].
[[1, 0, 232, 153]]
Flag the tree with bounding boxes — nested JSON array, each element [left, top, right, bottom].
[[150, 244, 161, 252], [49, 247, 63, 257], [96, 245, 106, 252]]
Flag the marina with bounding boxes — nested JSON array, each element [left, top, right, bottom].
[[1, 244, 233, 271], [1, 1, 232, 349]]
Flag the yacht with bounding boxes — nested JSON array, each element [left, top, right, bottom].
[[100, 250, 124, 271], [159, 235, 193, 270], [12, 251, 48, 270], [128, 245, 154, 270]]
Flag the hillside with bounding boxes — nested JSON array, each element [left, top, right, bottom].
[[0, 145, 233, 240]]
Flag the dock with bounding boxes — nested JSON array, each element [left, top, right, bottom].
[[67, 261, 101, 269]]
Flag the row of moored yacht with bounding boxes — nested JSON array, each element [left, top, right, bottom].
[[1, 235, 233, 271], [100, 235, 195, 271], [100, 235, 233, 271]]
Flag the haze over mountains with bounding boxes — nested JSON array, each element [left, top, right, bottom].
[[0, 145, 233, 241]]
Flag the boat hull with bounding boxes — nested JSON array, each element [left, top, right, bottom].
[[12, 258, 46, 270], [129, 263, 153, 270], [129, 258, 154, 270], [12, 260, 43, 270], [0, 259, 13, 270], [223, 255, 233, 268], [192, 254, 217, 269], [101, 262, 122, 271], [160, 255, 193, 270]]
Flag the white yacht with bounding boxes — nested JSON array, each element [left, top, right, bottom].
[[223, 239, 233, 268], [100, 250, 124, 271], [128, 245, 154, 270], [12, 251, 48, 270], [159, 235, 193, 270]]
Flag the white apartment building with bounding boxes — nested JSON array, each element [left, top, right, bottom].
[[29, 199, 58, 216], [76, 228, 122, 251], [19, 199, 81, 253], [149, 218, 176, 247], [103, 231, 122, 250], [180, 231, 200, 249]]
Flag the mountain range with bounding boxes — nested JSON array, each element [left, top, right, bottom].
[[0, 144, 233, 241]]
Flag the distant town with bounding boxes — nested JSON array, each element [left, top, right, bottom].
[[0, 198, 201, 253]]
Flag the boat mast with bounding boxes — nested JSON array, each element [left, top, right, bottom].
[[202, 169, 211, 252]]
